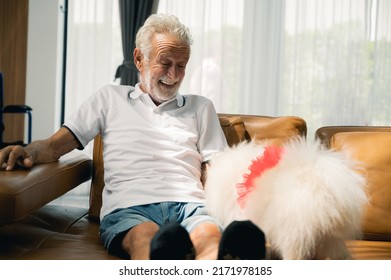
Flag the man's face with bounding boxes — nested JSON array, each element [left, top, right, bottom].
[[135, 33, 190, 104]]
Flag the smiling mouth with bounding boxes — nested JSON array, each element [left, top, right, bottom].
[[160, 81, 175, 86], [159, 77, 178, 87]]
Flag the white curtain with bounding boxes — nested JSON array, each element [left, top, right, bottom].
[[158, 0, 244, 113], [57, 0, 391, 206], [279, 0, 391, 135], [158, 0, 391, 136], [52, 0, 122, 207], [65, 0, 122, 118]]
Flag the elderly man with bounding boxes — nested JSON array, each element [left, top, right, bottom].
[[0, 14, 265, 260]]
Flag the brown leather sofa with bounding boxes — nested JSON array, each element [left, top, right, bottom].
[[1, 114, 390, 259], [315, 126, 391, 259], [0, 114, 305, 259]]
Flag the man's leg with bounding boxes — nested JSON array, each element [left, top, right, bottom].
[[121, 221, 159, 260], [190, 222, 222, 260]]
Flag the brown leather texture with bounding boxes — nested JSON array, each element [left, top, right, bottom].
[[219, 113, 307, 145], [88, 134, 104, 222], [346, 240, 391, 260], [0, 151, 92, 224], [315, 125, 391, 147], [327, 131, 391, 241], [0, 205, 118, 259]]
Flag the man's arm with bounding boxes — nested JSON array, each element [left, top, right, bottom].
[[201, 160, 210, 188], [0, 127, 79, 171]]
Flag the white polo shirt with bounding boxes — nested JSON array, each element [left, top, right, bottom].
[[64, 84, 228, 219]]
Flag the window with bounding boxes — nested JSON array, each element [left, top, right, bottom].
[[51, 0, 122, 207], [55, 0, 391, 207], [158, 0, 391, 136]]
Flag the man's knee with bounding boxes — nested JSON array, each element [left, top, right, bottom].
[[190, 222, 222, 241], [122, 221, 159, 259]]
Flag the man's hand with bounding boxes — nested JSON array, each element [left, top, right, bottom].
[[0, 145, 34, 171], [0, 128, 80, 171]]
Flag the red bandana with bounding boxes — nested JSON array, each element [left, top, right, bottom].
[[236, 145, 284, 208]]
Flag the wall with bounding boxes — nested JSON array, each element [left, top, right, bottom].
[[25, 0, 65, 141], [0, 0, 28, 143]]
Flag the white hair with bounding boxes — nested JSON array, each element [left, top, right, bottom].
[[135, 14, 193, 59]]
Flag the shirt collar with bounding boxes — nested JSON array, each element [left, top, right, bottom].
[[128, 83, 185, 108]]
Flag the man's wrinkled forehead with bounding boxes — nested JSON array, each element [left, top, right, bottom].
[[150, 33, 190, 60]]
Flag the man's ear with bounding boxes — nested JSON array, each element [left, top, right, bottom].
[[133, 48, 143, 70]]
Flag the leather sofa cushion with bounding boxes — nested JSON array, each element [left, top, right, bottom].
[[0, 151, 92, 224], [88, 114, 307, 221], [330, 131, 391, 241], [0, 205, 119, 260], [346, 240, 391, 260]]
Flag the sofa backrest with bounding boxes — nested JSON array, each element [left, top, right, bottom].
[[316, 126, 391, 241], [88, 114, 307, 221]]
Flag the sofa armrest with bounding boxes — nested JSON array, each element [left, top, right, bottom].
[[0, 150, 92, 224]]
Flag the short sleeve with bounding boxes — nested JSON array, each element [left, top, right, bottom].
[[197, 99, 228, 161], [63, 87, 108, 149]]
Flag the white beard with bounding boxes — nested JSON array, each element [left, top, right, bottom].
[[141, 67, 180, 103]]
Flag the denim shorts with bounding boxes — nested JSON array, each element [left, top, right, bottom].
[[99, 202, 221, 258]]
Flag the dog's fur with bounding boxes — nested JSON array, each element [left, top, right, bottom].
[[205, 138, 368, 259]]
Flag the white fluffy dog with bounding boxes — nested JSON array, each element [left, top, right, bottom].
[[205, 138, 368, 260]]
